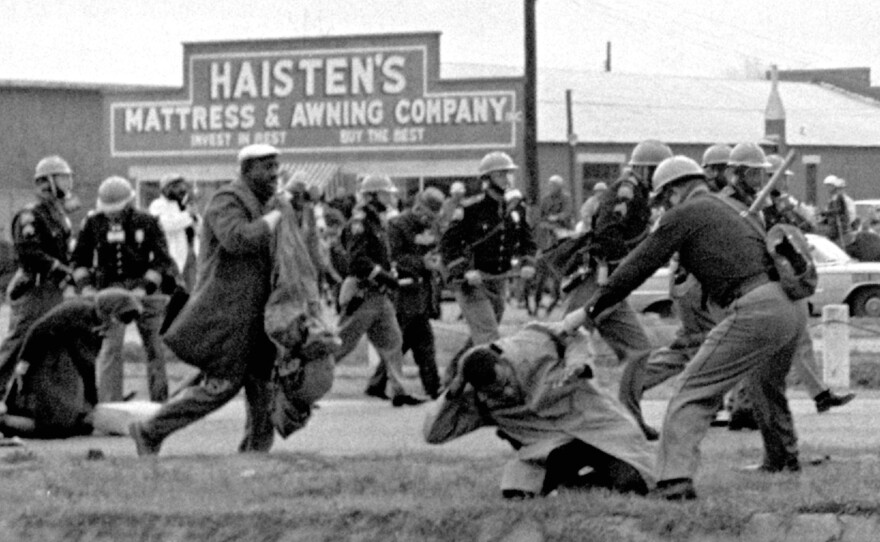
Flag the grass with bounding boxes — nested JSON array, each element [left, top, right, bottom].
[[7, 302, 880, 540]]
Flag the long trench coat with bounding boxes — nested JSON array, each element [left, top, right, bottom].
[[163, 179, 276, 379], [424, 323, 656, 493]]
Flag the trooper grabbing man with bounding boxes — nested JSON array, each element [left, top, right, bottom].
[[72, 176, 175, 403], [563, 155, 806, 500], [0, 156, 80, 399], [561, 139, 673, 440], [440, 151, 537, 376], [334, 175, 424, 407]]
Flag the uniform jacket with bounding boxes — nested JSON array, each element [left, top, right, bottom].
[[163, 179, 276, 379], [11, 197, 72, 277], [148, 196, 200, 275], [341, 203, 393, 287], [424, 323, 656, 492], [72, 207, 175, 290], [440, 193, 536, 277], [388, 209, 438, 317]]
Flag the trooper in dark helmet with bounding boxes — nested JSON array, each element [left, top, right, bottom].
[[701, 143, 733, 193]]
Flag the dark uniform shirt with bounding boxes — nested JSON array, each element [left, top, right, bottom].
[[11, 198, 72, 277], [388, 209, 438, 315], [590, 187, 769, 316], [72, 207, 174, 290], [591, 172, 652, 265], [342, 203, 393, 285], [440, 193, 536, 276]]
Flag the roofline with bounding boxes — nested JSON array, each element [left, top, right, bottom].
[[182, 31, 442, 48], [0, 78, 173, 93]]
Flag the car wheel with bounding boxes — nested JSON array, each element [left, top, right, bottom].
[[848, 287, 880, 317]]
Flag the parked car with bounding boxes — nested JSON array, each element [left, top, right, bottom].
[[628, 233, 880, 318], [854, 199, 880, 226]]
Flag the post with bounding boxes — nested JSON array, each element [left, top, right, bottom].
[[605, 41, 611, 72], [566, 90, 581, 210], [821, 304, 850, 388], [523, 0, 539, 205]]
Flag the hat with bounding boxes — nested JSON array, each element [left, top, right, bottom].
[[548, 174, 564, 185], [593, 182, 608, 191], [450, 181, 466, 195], [505, 188, 524, 202], [237, 144, 279, 164], [159, 173, 185, 191], [461, 346, 501, 388], [823, 175, 845, 188], [96, 176, 135, 213], [284, 170, 309, 193]]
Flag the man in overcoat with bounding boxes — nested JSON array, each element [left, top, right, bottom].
[[130, 144, 287, 456]]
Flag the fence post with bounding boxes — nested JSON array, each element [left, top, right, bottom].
[[821, 304, 850, 388]]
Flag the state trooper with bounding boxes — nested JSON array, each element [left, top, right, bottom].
[[334, 174, 424, 407], [701, 143, 733, 192], [563, 155, 806, 500], [439, 151, 537, 377], [0, 155, 80, 401], [561, 139, 672, 440], [366, 187, 447, 400], [72, 176, 175, 403]]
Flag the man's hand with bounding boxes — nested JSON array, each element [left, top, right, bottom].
[[464, 269, 482, 286], [561, 308, 588, 334], [261, 209, 283, 231], [519, 265, 536, 280], [423, 253, 443, 271]]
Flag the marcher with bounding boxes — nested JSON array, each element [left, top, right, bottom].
[[575, 181, 607, 233], [334, 174, 425, 407], [148, 173, 200, 291], [560, 139, 673, 440], [0, 288, 142, 439], [72, 176, 175, 403], [366, 188, 446, 400], [821, 175, 855, 246], [0, 156, 79, 397], [328, 186, 357, 220], [424, 322, 655, 499], [283, 172, 341, 291], [129, 144, 288, 456], [439, 151, 537, 379], [563, 154, 806, 500]]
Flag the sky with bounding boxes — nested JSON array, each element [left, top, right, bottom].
[[3, 0, 879, 86]]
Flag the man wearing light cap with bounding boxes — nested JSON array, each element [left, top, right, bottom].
[[148, 173, 200, 291], [0, 156, 79, 405], [437, 180, 467, 232], [72, 175, 175, 403], [576, 182, 607, 233], [821, 175, 855, 246], [131, 144, 290, 455]]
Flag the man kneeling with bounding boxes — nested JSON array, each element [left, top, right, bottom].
[[423, 322, 655, 499]]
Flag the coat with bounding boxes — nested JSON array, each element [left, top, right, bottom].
[[148, 196, 200, 275], [163, 179, 276, 379], [424, 323, 656, 493]]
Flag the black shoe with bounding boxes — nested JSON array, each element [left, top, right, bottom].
[[129, 422, 161, 457], [648, 478, 697, 501], [815, 390, 856, 413], [391, 394, 426, 407], [502, 489, 536, 500], [728, 412, 758, 431], [710, 410, 730, 427], [364, 387, 389, 400]]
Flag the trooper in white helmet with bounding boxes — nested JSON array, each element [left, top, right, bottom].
[[131, 143, 297, 456], [0, 155, 78, 409], [820, 174, 855, 246], [562, 154, 808, 500], [72, 175, 175, 404], [439, 152, 537, 383]]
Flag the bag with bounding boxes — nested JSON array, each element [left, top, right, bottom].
[[264, 202, 340, 437], [766, 224, 818, 301], [713, 194, 817, 301]]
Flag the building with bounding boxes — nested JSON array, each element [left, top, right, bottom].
[[3, 32, 880, 240]]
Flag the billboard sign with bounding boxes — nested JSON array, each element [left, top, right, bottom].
[[110, 34, 522, 158]]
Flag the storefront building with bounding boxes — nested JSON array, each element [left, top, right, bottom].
[[103, 33, 524, 209]]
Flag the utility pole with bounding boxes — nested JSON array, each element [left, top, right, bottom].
[[523, 0, 539, 205], [605, 41, 612, 72]]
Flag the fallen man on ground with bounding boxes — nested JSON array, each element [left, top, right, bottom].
[[423, 321, 656, 499]]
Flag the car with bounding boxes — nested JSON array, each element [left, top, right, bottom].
[[628, 233, 880, 318], [854, 199, 880, 225]]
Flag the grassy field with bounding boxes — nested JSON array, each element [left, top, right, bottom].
[[3, 302, 880, 541]]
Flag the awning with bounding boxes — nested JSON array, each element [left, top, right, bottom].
[[278, 162, 343, 192], [128, 163, 236, 182]]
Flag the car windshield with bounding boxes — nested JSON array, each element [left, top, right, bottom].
[[805, 233, 852, 265]]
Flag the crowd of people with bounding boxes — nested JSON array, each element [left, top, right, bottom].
[[0, 139, 862, 503]]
